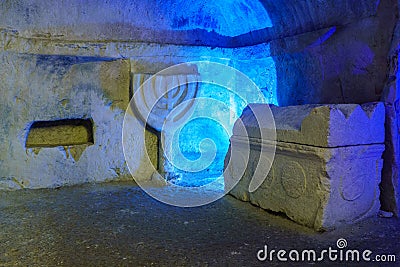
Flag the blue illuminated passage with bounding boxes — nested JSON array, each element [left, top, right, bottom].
[[170, 117, 230, 187], [166, 82, 253, 188]]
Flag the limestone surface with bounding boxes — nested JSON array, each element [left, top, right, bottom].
[[0, 52, 156, 190], [380, 20, 400, 217], [0, 0, 396, 107], [25, 120, 93, 148], [0, 0, 381, 46]]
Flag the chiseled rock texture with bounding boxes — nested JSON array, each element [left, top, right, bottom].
[[225, 103, 385, 230], [0, 0, 397, 107], [0, 52, 157, 190], [0, 0, 398, 205], [380, 17, 400, 217]]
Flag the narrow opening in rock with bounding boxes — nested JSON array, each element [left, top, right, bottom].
[[26, 119, 94, 148]]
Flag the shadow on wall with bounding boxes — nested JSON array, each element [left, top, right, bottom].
[[265, 0, 397, 106]]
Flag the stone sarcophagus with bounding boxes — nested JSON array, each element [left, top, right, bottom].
[[224, 103, 385, 230]]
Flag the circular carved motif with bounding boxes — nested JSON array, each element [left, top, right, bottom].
[[340, 175, 365, 201], [280, 161, 306, 199]]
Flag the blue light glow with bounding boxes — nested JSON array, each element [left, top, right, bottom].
[[308, 27, 337, 48], [164, 62, 271, 188], [168, 0, 273, 36], [169, 117, 230, 187]]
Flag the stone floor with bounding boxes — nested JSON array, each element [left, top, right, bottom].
[[0, 181, 399, 266]]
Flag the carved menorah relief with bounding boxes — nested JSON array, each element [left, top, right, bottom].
[[130, 70, 201, 179], [131, 72, 200, 132]]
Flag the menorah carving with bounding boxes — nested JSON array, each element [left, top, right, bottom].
[[131, 73, 200, 132], [130, 71, 200, 179]]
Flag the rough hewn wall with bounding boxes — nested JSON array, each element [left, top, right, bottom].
[[0, 54, 134, 189], [0, 1, 399, 194], [381, 6, 400, 216], [0, 0, 396, 105]]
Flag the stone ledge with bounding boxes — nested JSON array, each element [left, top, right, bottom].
[[234, 102, 385, 147]]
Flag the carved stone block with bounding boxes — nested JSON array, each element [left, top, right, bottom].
[[225, 103, 385, 230]]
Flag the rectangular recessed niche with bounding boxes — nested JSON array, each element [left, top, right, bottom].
[[26, 119, 94, 148]]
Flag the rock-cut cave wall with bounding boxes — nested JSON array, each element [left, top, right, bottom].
[[1, 0, 400, 214], [0, 0, 397, 106]]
